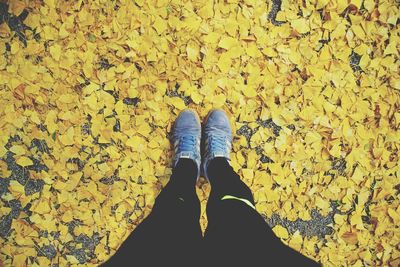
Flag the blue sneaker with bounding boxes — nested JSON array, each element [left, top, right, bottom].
[[172, 109, 201, 178], [202, 109, 233, 180]]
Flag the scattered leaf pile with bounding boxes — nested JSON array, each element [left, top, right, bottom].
[[0, 0, 399, 266]]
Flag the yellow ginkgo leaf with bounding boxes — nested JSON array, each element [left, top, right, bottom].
[[218, 36, 238, 50], [16, 156, 33, 167], [170, 98, 186, 110], [153, 16, 167, 34], [272, 225, 289, 239], [10, 145, 25, 156], [49, 44, 62, 61], [31, 199, 51, 214], [240, 85, 257, 98], [388, 208, 400, 224], [186, 43, 199, 61], [59, 127, 75, 146], [211, 94, 226, 108], [291, 18, 310, 34], [12, 254, 27, 267]]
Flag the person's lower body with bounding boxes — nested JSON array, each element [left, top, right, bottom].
[[105, 157, 320, 266], [204, 157, 320, 266], [103, 159, 202, 266], [104, 109, 320, 266]]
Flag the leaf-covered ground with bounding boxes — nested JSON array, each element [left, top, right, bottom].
[[0, 0, 399, 266]]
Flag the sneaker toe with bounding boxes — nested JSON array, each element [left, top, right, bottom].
[[174, 110, 201, 133], [205, 109, 232, 135]]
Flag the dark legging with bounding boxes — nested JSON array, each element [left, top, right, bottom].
[[103, 158, 320, 266]]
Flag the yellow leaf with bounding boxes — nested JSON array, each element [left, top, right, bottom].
[[217, 53, 232, 73], [16, 156, 33, 167], [334, 214, 347, 225], [126, 136, 146, 152], [288, 50, 302, 65], [204, 33, 220, 46], [128, 87, 138, 98], [241, 168, 254, 180], [291, 18, 310, 34], [148, 149, 163, 162], [319, 45, 331, 61], [323, 101, 336, 113], [153, 16, 167, 34], [246, 43, 262, 58], [85, 93, 98, 110], [31, 199, 51, 214], [388, 208, 400, 224], [13, 254, 27, 267], [315, 196, 330, 214], [384, 40, 397, 55], [341, 231, 358, 245], [190, 90, 203, 104], [341, 118, 353, 138], [11, 41, 20, 54], [61, 210, 73, 222], [350, 0, 362, 8], [186, 43, 199, 61], [9, 1, 26, 16], [218, 36, 239, 50], [49, 44, 62, 61], [272, 225, 289, 239], [363, 0, 375, 11], [170, 97, 186, 110], [59, 127, 75, 146], [115, 204, 127, 222], [288, 231, 303, 250], [351, 167, 364, 185], [10, 145, 25, 155], [352, 25, 366, 40], [65, 172, 83, 191], [350, 212, 364, 230], [275, 134, 287, 152], [58, 94, 74, 104], [198, 2, 214, 19], [0, 146, 6, 157], [66, 255, 80, 264], [9, 180, 25, 195], [329, 142, 342, 157], [211, 94, 226, 108], [59, 23, 69, 38], [316, 0, 329, 9], [240, 85, 257, 98], [137, 123, 152, 136]]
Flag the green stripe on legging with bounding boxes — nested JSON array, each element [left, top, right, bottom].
[[221, 195, 256, 210]]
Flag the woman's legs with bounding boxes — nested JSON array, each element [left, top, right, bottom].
[[104, 159, 202, 266], [204, 158, 320, 266], [104, 109, 203, 266]]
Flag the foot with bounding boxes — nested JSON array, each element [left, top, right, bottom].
[[172, 109, 201, 179], [202, 109, 233, 180]]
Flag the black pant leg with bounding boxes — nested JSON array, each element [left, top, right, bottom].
[[103, 159, 202, 266], [204, 158, 320, 266]]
